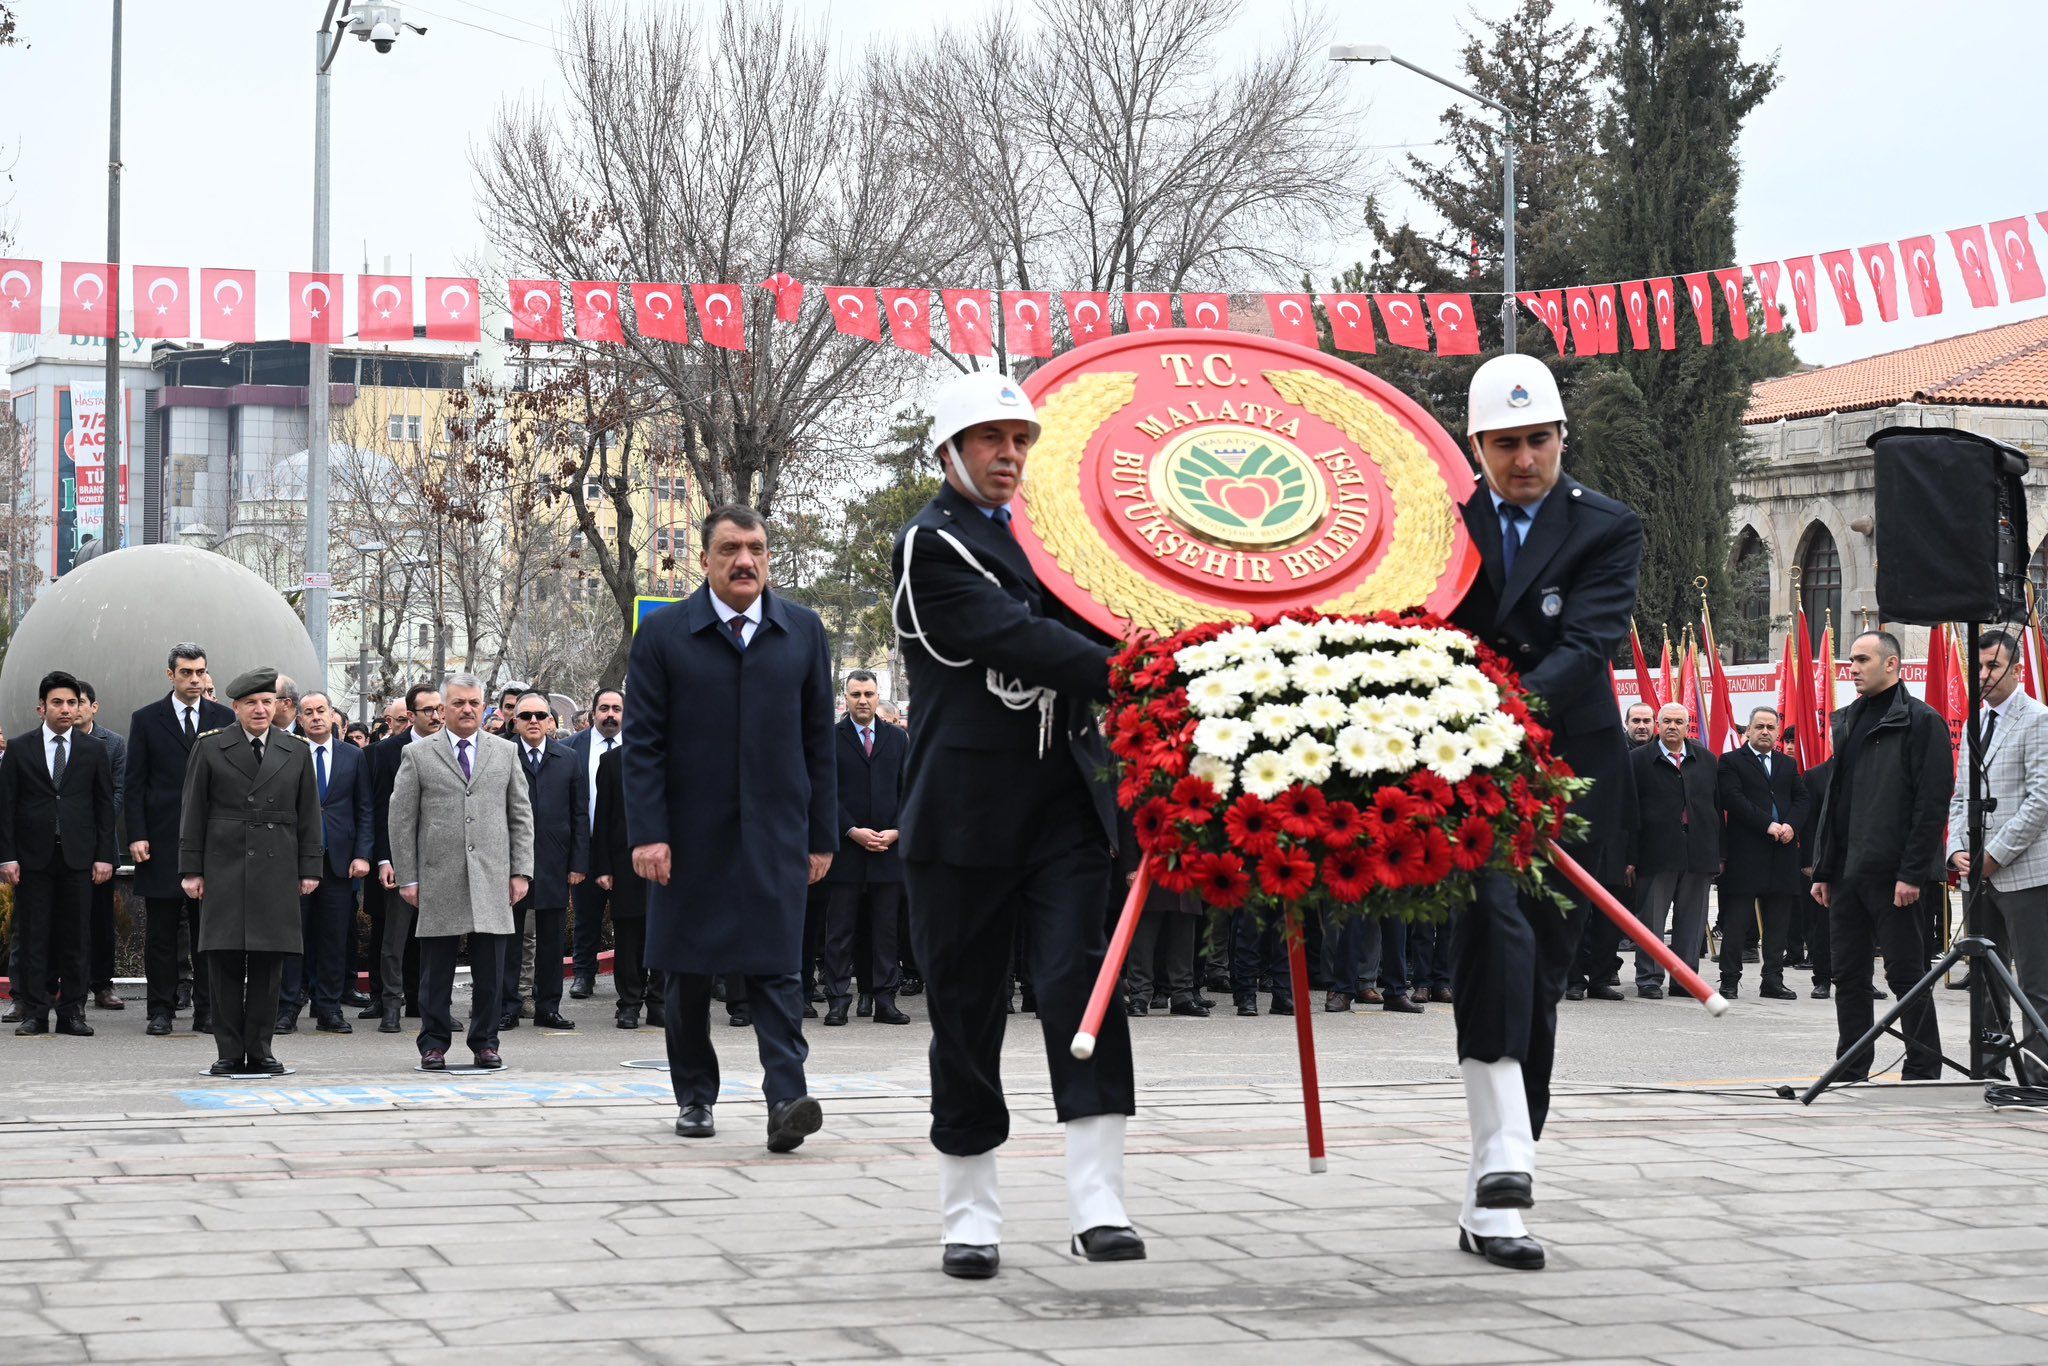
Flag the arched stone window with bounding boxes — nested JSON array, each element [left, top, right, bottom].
[[1798, 523, 1843, 636], [1729, 527, 1770, 663]]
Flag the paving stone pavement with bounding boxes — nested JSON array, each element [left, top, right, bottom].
[[2, 1064, 2046, 1365]]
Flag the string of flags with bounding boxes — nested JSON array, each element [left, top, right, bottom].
[[3, 211, 2043, 358]]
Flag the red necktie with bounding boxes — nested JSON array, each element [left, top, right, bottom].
[[728, 616, 748, 649], [862, 726, 873, 757]]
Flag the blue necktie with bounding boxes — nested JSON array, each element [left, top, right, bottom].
[[315, 744, 328, 802], [1760, 751, 1777, 821], [1499, 503, 1527, 577]]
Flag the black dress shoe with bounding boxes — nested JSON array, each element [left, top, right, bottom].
[[94, 988, 125, 1010], [857, 993, 874, 1018], [316, 1016, 353, 1033], [534, 1013, 577, 1031], [1383, 993, 1425, 1014], [1760, 982, 1797, 1000], [1871, 986, 1888, 1000], [1235, 996, 1259, 1017], [1720, 983, 1741, 1000], [1811, 983, 1831, 999], [1070, 1225, 1146, 1261], [873, 998, 911, 1025], [56, 1014, 95, 1037], [1269, 996, 1294, 1016], [1169, 998, 1210, 1018], [1194, 994, 1216, 1009], [207, 1058, 243, 1077], [1638, 984, 1664, 999], [357, 1002, 385, 1019], [1150, 992, 1169, 1011], [274, 1013, 299, 1034], [675, 1104, 715, 1138], [616, 1009, 641, 1030], [1126, 997, 1148, 1017], [802, 1003, 818, 1019], [147, 1013, 173, 1035], [900, 976, 924, 997], [251, 1054, 287, 1075], [177, 984, 193, 1009], [14, 1017, 49, 1035], [1431, 986, 1455, 1004], [824, 999, 850, 1026], [1476, 1172, 1533, 1209], [728, 1008, 752, 1027], [342, 989, 372, 1008], [766, 1095, 823, 1153], [942, 1243, 999, 1279], [1587, 983, 1624, 1001], [1459, 1227, 1545, 1270], [380, 1006, 403, 1033], [1565, 984, 1586, 1001], [569, 973, 596, 999], [498, 1013, 521, 1030]]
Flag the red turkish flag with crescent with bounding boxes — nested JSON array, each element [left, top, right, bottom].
[[1592, 285, 1619, 354], [1264, 294, 1317, 348], [1680, 272, 1715, 345], [1748, 261, 1785, 333], [760, 272, 804, 324], [1002, 291, 1053, 357], [1990, 217, 2046, 302], [1063, 292, 1112, 344], [826, 287, 881, 342], [60, 261, 117, 338], [1819, 250, 1864, 325], [426, 277, 482, 342], [358, 275, 413, 342], [692, 284, 746, 350], [1180, 293, 1229, 331], [289, 271, 342, 345], [1713, 268, 1751, 341], [1376, 294, 1429, 350], [1424, 293, 1479, 355], [200, 268, 257, 343], [882, 289, 930, 355], [572, 282, 626, 343], [942, 290, 995, 356], [1321, 294, 1375, 353], [1946, 227, 2000, 308], [1562, 287, 1598, 355], [1617, 281, 1651, 349], [133, 265, 190, 340], [510, 279, 564, 342], [1122, 293, 1171, 333], [1649, 277, 1679, 349], [1857, 244, 1901, 322], [0, 258, 42, 335], [1896, 236, 1943, 317], [1517, 291, 1565, 354], [1782, 257, 1820, 331], [631, 283, 690, 344]]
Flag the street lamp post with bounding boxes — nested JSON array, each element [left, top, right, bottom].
[[354, 539, 387, 723], [1329, 43, 1517, 353], [103, 0, 124, 553]]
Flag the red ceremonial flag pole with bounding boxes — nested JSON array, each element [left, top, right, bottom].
[[1284, 912, 1328, 1173], [1071, 857, 1150, 1063], [1793, 601, 1820, 768]]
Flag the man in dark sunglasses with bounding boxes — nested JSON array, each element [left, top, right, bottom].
[[505, 694, 588, 1033]]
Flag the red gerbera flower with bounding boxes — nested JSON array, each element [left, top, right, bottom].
[[1456, 776, 1506, 818], [1369, 786, 1420, 829], [1274, 784, 1330, 840], [1510, 776, 1544, 819], [1450, 815, 1495, 871], [1322, 847, 1376, 903], [1189, 851, 1252, 909], [1117, 769, 1150, 810], [1373, 826, 1426, 888], [1170, 776, 1222, 823], [1256, 847, 1318, 900], [1511, 820, 1538, 870], [1321, 800, 1366, 848], [1223, 794, 1284, 860], [1416, 825, 1455, 883], [1151, 858, 1195, 893], [1407, 771, 1454, 818], [1133, 797, 1177, 848]]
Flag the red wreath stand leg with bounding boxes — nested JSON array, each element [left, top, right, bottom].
[[1283, 911, 1328, 1173]]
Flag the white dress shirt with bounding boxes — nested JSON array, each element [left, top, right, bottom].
[[585, 730, 619, 826], [710, 591, 762, 647]]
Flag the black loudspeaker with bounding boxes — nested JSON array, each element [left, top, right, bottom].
[[1869, 425, 2030, 625]]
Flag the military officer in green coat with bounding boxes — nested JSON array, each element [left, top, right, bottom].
[[179, 668, 324, 1076]]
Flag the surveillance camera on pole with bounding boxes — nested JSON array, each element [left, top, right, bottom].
[[346, 3, 426, 54]]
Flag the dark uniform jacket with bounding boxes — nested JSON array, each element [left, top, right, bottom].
[[589, 747, 645, 919], [123, 694, 235, 898], [178, 726, 324, 953], [1812, 685, 1955, 886], [368, 729, 425, 869], [0, 727, 117, 871], [824, 714, 908, 886], [1717, 744, 1811, 897], [514, 736, 590, 909], [1627, 739, 1721, 876]]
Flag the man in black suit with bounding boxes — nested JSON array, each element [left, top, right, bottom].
[[503, 691, 588, 1032], [1446, 354, 1642, 1272], [591, 742, 658, 1028], [74, 680, 127, 1012], [278, 692, 373, 1034], [563, 686, 624, 999], [124, 642, 236, 1036], [367, 683, 441, 1032], [820, 669, 910, 1027], [891, 371, 1141, 1280], [1716, 705, 1810, 1001], [1565, 702, 1657, 1002], [0, 671, 117, 1037], [1626, 703, 1721, 997]]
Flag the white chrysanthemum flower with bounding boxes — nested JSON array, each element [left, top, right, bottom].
[[1299, 693, 1349, 730], [1238, 655, 1289, 698], [1241, 748, 1294, 800], [1289, 652, 1346, 694], [1186, 672, 1247, 717], [1285, 732, 1336, 785], [1216, 626, 1266, 661], [1334, 724, 1376, 776], [1320, 619, 1366, 645], [1175, 640, 1230, 674], [1407, 649, 1456, 682], [1349, 695, 1396, 730], [1250, 702, 1304, 743], [1352, 652, 1401, 687], [1377, 728, 1417, 774], [1465, 717, 1522, 765], [1420, 727, 1475, 782], [1189, 753, 1235, 797], [1193, 716, 1255, 760], [1387, 694, 1437, 731], [1264, 619, 1321, 654]]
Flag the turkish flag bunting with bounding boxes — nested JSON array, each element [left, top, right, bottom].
[[426, 277, 482, 342], [1376, 294, 1429, 350], [1713, 268, 1751, 340], [510, 279, 565, 342], [200, 268, 257, 343], [631, 283, 690, 343], [0, 258, 42, 335], [1322, 294, 1375, 352], [1425, 293, 1480, 355], [1649, 277, 1679, 350], [1592, 285, 1619, 354], [882, 289, 930, 355], [1002, 291, 1053, 357], [1819, 250, 1864, 325], [1897, 236, 1944, 317], [1946, 226, 2000, 308], [1990, 217, 2046, 302], [1681, 272, 1715, 345], [1562, 287, 1598, 355], [1264, 293, 1317, 348], [826, 287, 881, 342], [1783, 257, 1820, 331], [1123, 293, 1171, 332], [1857, 244, 1901, 322], [1748, 261, 1785, 333], [358, 275, 414, 342], [1064, 291, 1112, 344], [692, 284, 746, 350], [133, 265, 190, 340], [289, 271, 342, 345], [1181, 293, 1229, 331], [60, 261, 117, 338], [1517, 291, 1566, 354], [572, 282, 626, 344], [1618, 281, 1651, 349], [942, 290, 995, 356], [760, 272, 804, 324]]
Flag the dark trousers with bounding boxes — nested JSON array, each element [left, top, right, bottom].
[[1409, 916, 1454, 993], [505, 901, 566, 1018], [417, 932, 508, 1057], [906, 821, 1134, 1156], [207, 949, 284, 1065], [1828, 878, 1943, 1080], [1453, 870, 1585, 1140], [144, 895, 208, 1018], [1230, 913, 1291, 1003], [88, 879, 117, 992], [360, 882, 388, 1000], [800, 882, 830, 1000], [822, 882, 902, 1001], [1128, 907, 1195, 1000], [570, 879, 609, 977], [13, 862, 91, 1019], [1806, 887, 1833, 984], [663, 971, 808, 1109], [1566, 883, 1627, 989], [282, 873, 356, 1020], [381, 893, 420, 1010], [1376, 917, 1410, 995], [613, 914, 654, 1011], [1720, 893, 1795, 988], [1321, 908, 1363, 995]]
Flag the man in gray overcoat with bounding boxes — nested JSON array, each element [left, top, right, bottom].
[[389, 672, 534, 1071], [179, 668, 323, 1077]]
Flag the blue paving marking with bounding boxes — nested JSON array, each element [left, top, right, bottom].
[[174, 1073, 914, 1113]]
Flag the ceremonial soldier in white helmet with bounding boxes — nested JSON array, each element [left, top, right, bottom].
[[891, 369, 1141, 1280], [1447, 353, 1643, 1270]]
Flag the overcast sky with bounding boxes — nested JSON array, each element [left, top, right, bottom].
[[4, 0, 2045, 369]]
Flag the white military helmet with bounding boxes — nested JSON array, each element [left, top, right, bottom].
[[929, 369, 1040, 452], [1466, 352, 1566, 436]]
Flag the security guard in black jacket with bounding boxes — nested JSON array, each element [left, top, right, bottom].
[[1447, 353, 1643, 1271], [892, 369, 1141, 1282]]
